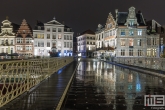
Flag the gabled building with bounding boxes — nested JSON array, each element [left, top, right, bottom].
[[115, 7, 148, 57], [33, 17, 74, 57], [0, 17, 16, 55], [77, 30, 96, 57], [15, 19, 34, 58]]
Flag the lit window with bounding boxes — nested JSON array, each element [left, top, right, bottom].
[[137, 29, 142, 36], [137, 39, 141, 46], [129, 29, 134, 36]]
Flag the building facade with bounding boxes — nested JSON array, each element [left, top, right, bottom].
[[95, 6, 160, 58], [15, 19, 34, 58], [33, 18, 73, 57], [0, 18, 16, 55], [77, 30, 96, 57]]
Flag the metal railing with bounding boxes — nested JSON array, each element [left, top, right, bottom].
[[115, 57, 165, 71], [0, 57, 73, 107]]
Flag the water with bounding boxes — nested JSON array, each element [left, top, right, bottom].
[[62, 59, 165, 110]]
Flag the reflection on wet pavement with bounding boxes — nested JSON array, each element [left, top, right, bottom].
[[62, 59, 165, 110]]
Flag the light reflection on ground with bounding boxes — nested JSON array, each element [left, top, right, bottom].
[[63, 59, 165, 110]]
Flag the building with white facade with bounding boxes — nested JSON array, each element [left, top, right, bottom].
[[33, 18, 74, 57], [95, 6, 160, 58], [0, 18, 15, 54], [77, 30, 96, 57]]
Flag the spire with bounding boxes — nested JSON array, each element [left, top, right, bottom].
[[6, 16, 9, 20], [53, 16, 56, 20]]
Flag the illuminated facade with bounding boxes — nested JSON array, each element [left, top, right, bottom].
[[0, 18, 16, 54], [33, 18, 73, 57], [15, 19, 34, 58], [95, 6, 160, 58], [77, 30, 96, 57]]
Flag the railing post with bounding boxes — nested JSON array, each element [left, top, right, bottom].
[[27, 60, 30, 91]]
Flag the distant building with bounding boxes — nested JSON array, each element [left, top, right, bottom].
[[0, 17, 20, 59], [146, 20, 164, 57], [15, 19, 34, 58], [33, 18, 74, 57], [77, 30, 96, 57]]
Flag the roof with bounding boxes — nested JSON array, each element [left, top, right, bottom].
[[117, 12, 128, 25], [16, 34, 23, 38], [80, 30, 95, 35], [26, 34, 33, 38], [46, 19, 62, 25], [117, 12, 146, 26], [34, 20, 44, 30]]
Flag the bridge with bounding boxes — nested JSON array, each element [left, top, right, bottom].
[[0, 58, 164, 110]]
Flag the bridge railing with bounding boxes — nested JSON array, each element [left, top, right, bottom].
[[0, 57, 73, 107], [115, 57, 165, 71]]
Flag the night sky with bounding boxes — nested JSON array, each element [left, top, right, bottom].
[[0, 0, 165, 36]]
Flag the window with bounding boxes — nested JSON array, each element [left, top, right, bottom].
[[129, 20, 134, 26], [153, 38, 157, 45], [37, 34, 44, 39], [47, 42, 50, 47], [35, 34, 37, 38], [120, 39, 125, 46], [16, 38, 23, 43], [53, 28, 56, 32], [67, 35, 69, 40], [6, 48, 8, 53], [64, 42, 66, 47], [38, 26, 41, 30], [129, 49, 133, 56], [38, 42, 44, 47], [34, 41, 37, 47], [53, 34, 56, 39], [138, 50, 142, 56], [87, 42, 89, 44], [58, 34, 62, 39], [25, 46, 29, 51], [147, 49, 151, 57], [52, 42, 56, 47], [121, 49, 125, 56], [11, 48, 13, 53], [121, 29, 125, 36], [129, 29, 134, 36], [70, 35, 72, 40], [153, 49, 156, 57], [47, 34, 50, 39], [137, 39, 141, 46], [11, 40, 13, 45], [64, 35, 66, 40], [147, 38, 151, 45], [47, 28, 50, 32], [58, 28, 61, 32], [129, 39, 133, 46], [70, 42, 72, 48], [137, 29, 142, 36], [26, 38, 30, 43], [67, 42, 69, 48]]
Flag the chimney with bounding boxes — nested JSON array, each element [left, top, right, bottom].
[[115, 9, 118, 25]]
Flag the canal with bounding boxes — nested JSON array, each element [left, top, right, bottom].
[[61, 59, 165, 110]]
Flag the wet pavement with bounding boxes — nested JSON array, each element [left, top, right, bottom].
[[62, 58, 165, 110], [1, 61, 77, 110]]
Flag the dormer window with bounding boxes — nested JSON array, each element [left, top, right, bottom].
[[67, 28, 70, 32], [38, 26, 41, 30], [129, 20, 135, 26]]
